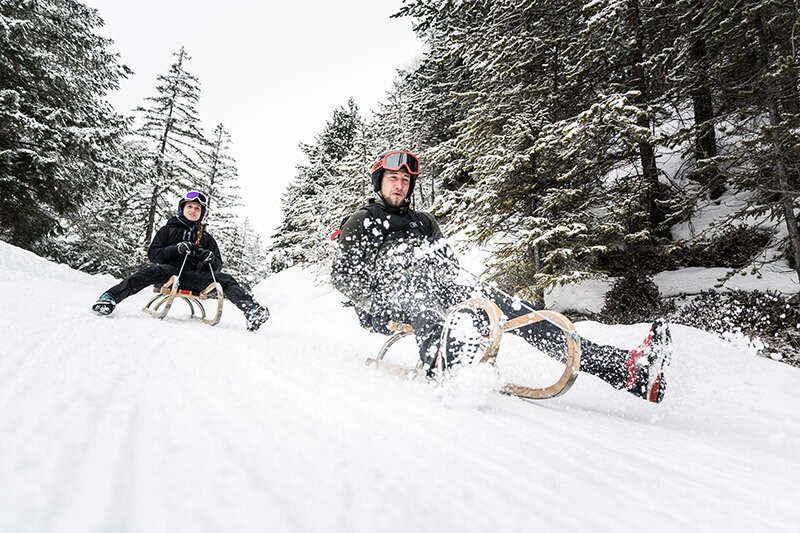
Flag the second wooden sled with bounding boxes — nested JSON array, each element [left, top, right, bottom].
[[365, 298, 582, 400], [143, 275, 224, 326]]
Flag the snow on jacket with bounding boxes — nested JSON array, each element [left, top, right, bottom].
[[331, 197, 457, 315], [147, 216, 224, 272]]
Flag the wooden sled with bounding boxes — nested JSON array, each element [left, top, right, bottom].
[[365, 298, 582, 400], [143, 275, 224, 326]]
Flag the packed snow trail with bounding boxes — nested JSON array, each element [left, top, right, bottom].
[[0, 241, 798, 532]]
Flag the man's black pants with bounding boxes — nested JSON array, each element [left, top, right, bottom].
[[377, 283, 631, 389]]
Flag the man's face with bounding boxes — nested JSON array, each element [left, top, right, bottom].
[[183, 201, 203, 222], [380, 169, 411, 207]]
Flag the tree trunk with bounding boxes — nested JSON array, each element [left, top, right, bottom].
[[778, 38, 800, 116], [629, 0, 660, 231], [143, 93, 177, 244], [207, 132, 221, 214], [689, 37, 724, 199], [144, 184, 159, 247], [777, 37, 800, 192], [767, 94, 800, 275], [758, 15, 800, 276], [770, 101, 800, 276], [430, 171, 436, 205]]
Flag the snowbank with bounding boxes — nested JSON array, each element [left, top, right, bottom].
[[0, 242, 798, 532]]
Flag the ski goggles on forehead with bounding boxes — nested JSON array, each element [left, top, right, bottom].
[[183, 191, 208, 206], [371, 151, 420, 175]]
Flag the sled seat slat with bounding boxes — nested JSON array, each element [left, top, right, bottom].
[[152, 284, 221, 300]]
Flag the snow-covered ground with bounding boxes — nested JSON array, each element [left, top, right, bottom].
[[0, 240, 798, 532]]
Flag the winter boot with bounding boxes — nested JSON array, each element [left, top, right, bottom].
[[420, 309, 486, 378], [92, 292, 116, 316], [245, 305, 270, 332], [624, 320, 672, 403], [444, 308, 486, 365]]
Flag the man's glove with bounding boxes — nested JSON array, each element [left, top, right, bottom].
[[194, 247, 215, 264], [176, 241, 194, 256]]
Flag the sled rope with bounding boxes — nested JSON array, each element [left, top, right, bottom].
[[209, 262, 218, 284], [176, 253, 189, 289]]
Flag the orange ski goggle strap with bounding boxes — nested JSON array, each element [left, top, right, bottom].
[[370, 151, 420, 175]]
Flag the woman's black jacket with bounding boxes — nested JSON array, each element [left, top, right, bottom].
[[147, 216, 223, 271]]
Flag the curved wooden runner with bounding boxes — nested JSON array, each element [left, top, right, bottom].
[[496, 308, 581, 399], [365, 299, 582, 400], [364, 322, 424, 378], [143, 276, 225, 326]]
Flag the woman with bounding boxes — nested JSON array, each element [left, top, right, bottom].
[[91, 191, 269, 331]]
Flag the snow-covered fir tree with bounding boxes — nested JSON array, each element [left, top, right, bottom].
[[225, 217, 269, 290], [687, 0, 800, 276], [0, 0, 128, 249], [200, 123, 242, 263], [269, 99, 362, 271], [334, 118, 379, 220], [46, 137, 154, 275], [134, 47, 208, 246], [390, 0, 798, 294], [369, 77, 432, 207], [393, 0, 477, 213]]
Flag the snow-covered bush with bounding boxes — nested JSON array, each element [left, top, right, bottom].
[[601, 273, 675, 324], [675, 290, 800, 366], [666, 226, 771, 270]]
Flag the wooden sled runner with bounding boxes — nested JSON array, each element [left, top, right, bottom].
[[143, 275, 224, 326], [365, 298, 582, 400]]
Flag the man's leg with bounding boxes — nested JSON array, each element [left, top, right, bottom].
[[410, 308, 446, 369], [408, 284, 474, 370], [489, 291, 669, 400], [484, 289, 629, 385]]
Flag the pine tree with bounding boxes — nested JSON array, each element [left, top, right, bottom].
[[268, 180, 310, 271], [695, 1, 800, 275], [369, 77, 435, 207], [269, 99, 363, 270], [225, 217, 268, 289], [200, 123, 241, 260], [45, 137, 153, 275], [394, 0, 688, 290], [0, 0, 128, 248], [135, 47, 208, 246], [393, 0, 480, 212], [665, 0, 725, 200], [335, 118, 378, 223]]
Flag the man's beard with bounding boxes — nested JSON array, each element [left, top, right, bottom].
[[384, 193, 406, 207]]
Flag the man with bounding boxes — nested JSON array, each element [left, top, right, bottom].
[[331, 150, 671, 402], [91, 191, 269, 332]]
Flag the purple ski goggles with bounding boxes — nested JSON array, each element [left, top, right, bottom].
[[183, 191, 208, 206]]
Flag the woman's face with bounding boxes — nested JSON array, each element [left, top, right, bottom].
[[183, 201, 203, 222]]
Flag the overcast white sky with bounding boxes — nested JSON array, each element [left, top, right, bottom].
[[83, 0, 424, 239]]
